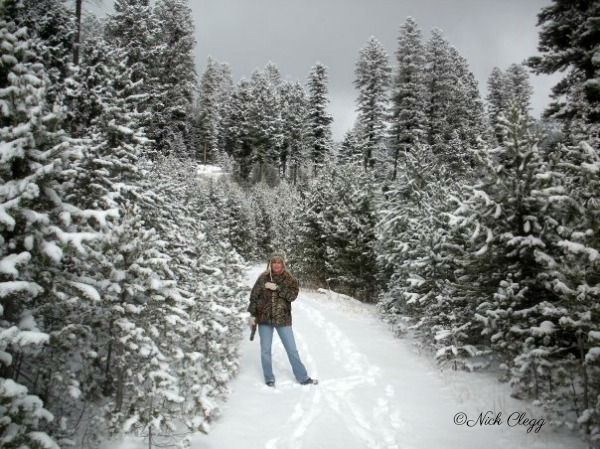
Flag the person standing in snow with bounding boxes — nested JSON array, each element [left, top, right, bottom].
[[248, 253, 317, 387]]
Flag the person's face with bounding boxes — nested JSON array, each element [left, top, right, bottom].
[[272, 259, 283, 274]]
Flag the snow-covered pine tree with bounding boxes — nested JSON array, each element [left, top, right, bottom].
[[105, 0, 157, 156], [222, 180, 259, 260], [225, 78, 255, 183], [504, 63, 533, 121], [389, 16, 428, 181], [248, 180, 301, 259], [425, 28, 455, 158], [196, 57, 225, 164], [375, 141, 451, 336], [306, 62, 333, 172], [0, 5, 88, 447], [12, 0, 75, 107], [292, 163, 336, 286], [131, 156, 247, 440], [249, 182, 277, 257], [446, 104, 554, 372], [486, 67, 509, 145], [264, 61, 282, 88], [322, 165, 380, 302], [249, 66, 283, 183], [354, 36, 391, 173], [280, 80, 309, 184], [448, 47, 486, 162], [528, 0, 600, 146], [215, 62, 234, 158], [44, 8, 198, 445], [99, 204, 188, 445], [338, 125, 364, 167], [487, 64, 534, 147], [152, 0, 197, 158], [64, 14, 109, 137], [508, 139, 600, 441]]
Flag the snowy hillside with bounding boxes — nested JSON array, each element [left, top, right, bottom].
[[114, 266, 585, 449]]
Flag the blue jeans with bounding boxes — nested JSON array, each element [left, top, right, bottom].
[[258, 324, 308, 383]]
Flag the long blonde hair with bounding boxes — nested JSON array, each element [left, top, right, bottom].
[[264, 254, 287, 280]]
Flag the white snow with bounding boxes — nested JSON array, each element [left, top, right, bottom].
[[0, 200, 17, 229], [14, 330, 50, 347], [589, 331, 600, 342], [0, 139, 24, 163], [557, 240, 600, 262], [0, 251, 31, 276], [196, 164, 226, 178], [0, 280, 43, 298], [112, 265, 586, 449], [532, 321, 555, 336], [0, 378, 28, 397], [69, 281, 101, 302], [49, 226, 100, 253], [585, 347, 600, 363], [41, 241, 63, 263], [28, 432, 60, 449]]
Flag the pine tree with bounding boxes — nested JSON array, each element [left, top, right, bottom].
[[306, 62, 333, 171], [504, 63, 533, 120], [280, 81, 309, 183], [152, 0, 197, 157], [13, 0, 75, 106], [226, 78, 255, 182], [424, 31, 485, 177], [446, 104, 553, 371], [293, 163, 336, 286], [338, 125, 363, 167], [486, 64, 533, 146], [105, 0, 158, 156], [196, 57, 223, 163], [249, 66, 283, 183], [527, 0, 600, 144], [449, 47, 486, 154], [216, 62, 234, 156], [65, 14, 109, 136], [509, 139, 600, 440], [323, 165, 380, 302], [354, 36, 391, 172], [375, 141, 449, 335], [486, 67, 508, 144], [389, 17, 428, 180], [425, 28, 455, 157], [0, 6, 86, 447], [127, 158, 247, 441]]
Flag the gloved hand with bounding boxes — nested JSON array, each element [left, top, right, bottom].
[[265, 282, 277, 291]]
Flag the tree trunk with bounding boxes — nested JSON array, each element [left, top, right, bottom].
[[579, 333, 590, 435], [73, 0, 83, 65]]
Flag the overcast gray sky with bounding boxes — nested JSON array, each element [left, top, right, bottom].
[[88, 0, 558, 141]]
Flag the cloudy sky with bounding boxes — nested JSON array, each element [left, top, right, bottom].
[[89, 0, 558, 141]]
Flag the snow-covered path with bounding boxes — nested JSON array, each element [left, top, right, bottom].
[[193, 266, 584, 449], [114, 265, 585, 449]]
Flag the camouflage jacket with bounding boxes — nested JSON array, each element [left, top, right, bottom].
[[248, 270, 299, 326]]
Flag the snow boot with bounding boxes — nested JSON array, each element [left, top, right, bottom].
[[300, 377, 318, 385], [266, 381, 275, 388]]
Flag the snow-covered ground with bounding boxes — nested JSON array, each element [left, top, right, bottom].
[[196, 164, 226, 178], [118, 265, 586, 449]]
